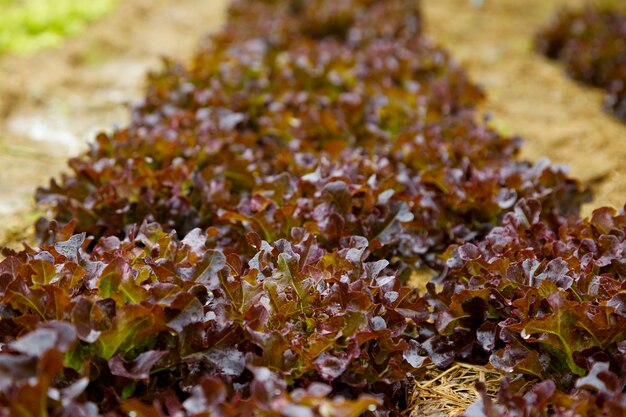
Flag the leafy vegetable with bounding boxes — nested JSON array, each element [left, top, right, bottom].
[[0, 0, 118, 55], [468, 361, 626, 417], [441, 202, 626, 415], [0, 223, 426, 416], [3, 0, 623, 416], [37, 0, 588, 274], [536, 4, 626, 121]]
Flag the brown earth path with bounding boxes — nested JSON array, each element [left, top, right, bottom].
[[0, 0, 230, 242], [423, 0, 626, 217]]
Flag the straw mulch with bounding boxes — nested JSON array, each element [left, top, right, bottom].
[[407, 362, 501, 417]]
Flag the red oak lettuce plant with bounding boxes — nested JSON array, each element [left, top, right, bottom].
[[0, 222, 430, 416], [37, 0, 588, 273], [2, 0, 622, 416], [536, 4, 626, 121], [441, 202, 626, 415]]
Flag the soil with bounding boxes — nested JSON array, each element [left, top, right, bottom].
[[0, 0, 624, 246], [0, 0, 229, 243], [422, 0, 626, 217]]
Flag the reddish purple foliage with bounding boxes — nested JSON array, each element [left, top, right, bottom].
[[442, 202, 626, 415], [0, 223, 427, 416], [37, 0, 587, 273], [536, 5, 626, 121], [2, 0, 624, 416]]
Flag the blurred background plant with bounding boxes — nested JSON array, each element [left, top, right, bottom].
[[0, 0, 118, 55]]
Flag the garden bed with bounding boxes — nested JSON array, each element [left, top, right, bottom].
[[0, 0, 624, 416], [423, 0, 626, 215]]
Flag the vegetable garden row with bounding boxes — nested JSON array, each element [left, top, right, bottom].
[[0, 0, 624, 416], [536, 4, 626, 122]]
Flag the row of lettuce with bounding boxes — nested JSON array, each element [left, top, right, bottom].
[[0, 0, 624, 416], [536, 4, 626, 121]]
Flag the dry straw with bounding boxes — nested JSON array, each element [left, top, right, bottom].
[[405, 271, 502, 416], [407, 363, 501, 417]]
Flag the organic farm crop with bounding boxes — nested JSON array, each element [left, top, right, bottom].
[[0, 222, 427, 415], [0, 0, 117, 55], [536, 4, 626, 121], [0, 0, 624, 416], [444, 203, 626, 416], [36, 0, 587, 272]]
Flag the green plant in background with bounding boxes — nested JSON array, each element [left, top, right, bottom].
[[0, 0, 118, 55]]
